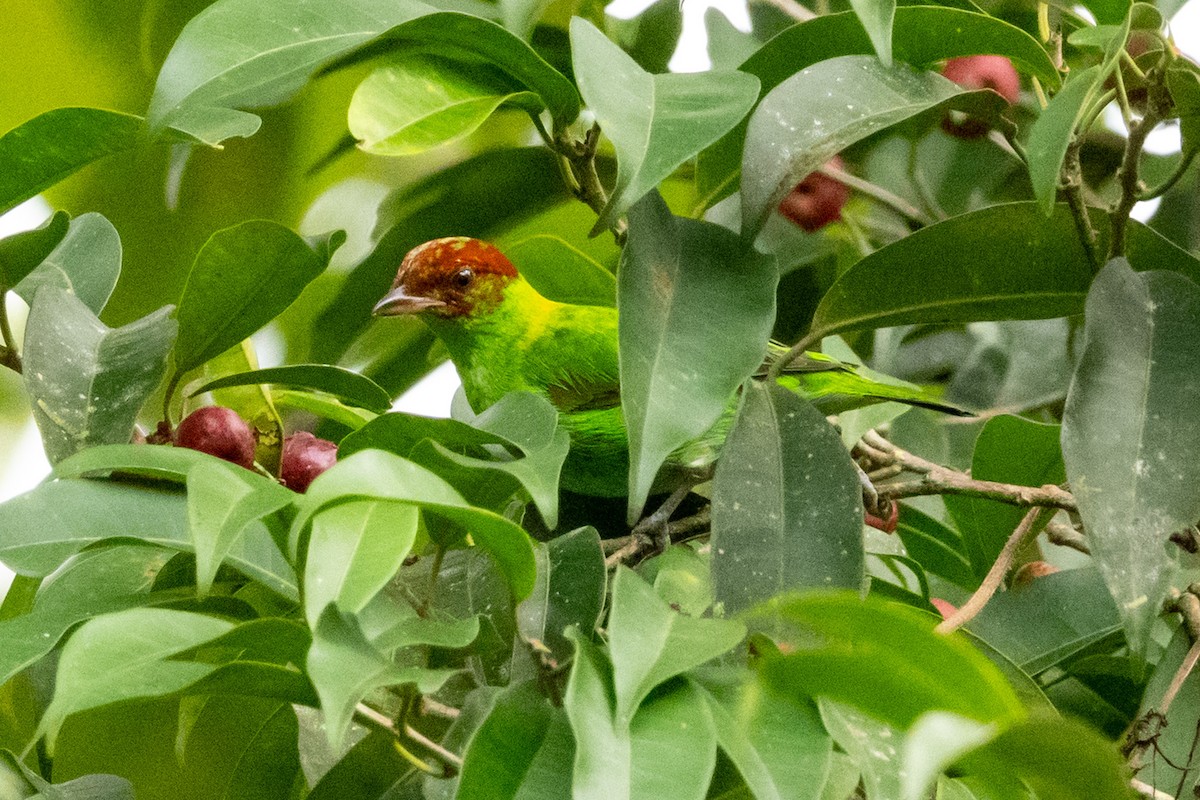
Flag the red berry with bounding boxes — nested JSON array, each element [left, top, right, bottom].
[[280, 431, 338, 493], [175, 406, 256, 470], [778, 156, 851, 232], [940, 55, 1020, 138], [863, 500, 899, 534]]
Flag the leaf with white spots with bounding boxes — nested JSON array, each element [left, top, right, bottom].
[[1061, 259, 1200, 655], [618, 192, 777, 522], [711, 381, 864, 621], [23, 287, 177, 464]]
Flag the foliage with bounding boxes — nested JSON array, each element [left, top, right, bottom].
[[2, 0, 1200, 797]]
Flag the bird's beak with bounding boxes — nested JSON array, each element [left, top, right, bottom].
[[372, 286, 445, 316]]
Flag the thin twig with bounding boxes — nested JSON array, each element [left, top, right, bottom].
[[1130, 778, 1175, 800], [421, 697, 461, 720], [937, 506, 1057, 634], [1062, 142, 1101, 270], [405, 722, 464, 769], [353, 703, 462, 776], [819, 163, 933, 226], [1109, 102, 1167, 259], [1045, 519, 1090, 554], [554, 123, 627, 244], [603, 506, 712, 565]]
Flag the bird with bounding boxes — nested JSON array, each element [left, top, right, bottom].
[[372, 236, 965, 506]]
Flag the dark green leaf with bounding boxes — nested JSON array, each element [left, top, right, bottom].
[[292, 449, 536, 600], [172, 221, 344, 376], [517, 527, 606, 662], [944, 416, 1065, 580], [619, 193, 777, 519], [13, 213, 122, 315], [807, 203, 1200, 341], [740, 55, 1007, 240], [1130, 627, 1200, 796], [756, 592, 1025, 728], [339, 412, 509, 459], [895, 505, 975, 590], [306, 729, 413, 800], [305, 606, 456, 747], [1025, 67, 1102, 215], [1061, 259, 1200, 654], [0, 108, 143, 216], [0, 210, 69, 291], [1167, 65, 1200, 154], [175, 696, 301, 800], [38, 608, 234, 749], [607, 567, 745, 725], [570, 18, 759, 234], [696, 7, 1059, 209], [190, 364, 392, 414], [349, 54, 541, 155], [711, 382, 865, 620], [850, 0, 896, 65], [23, 288, 176, 464], [303, 500, 419, 626]]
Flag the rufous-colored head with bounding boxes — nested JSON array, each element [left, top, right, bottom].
[[373, 237, 518, 319]]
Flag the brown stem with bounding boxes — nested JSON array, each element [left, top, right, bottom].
[[0, 296, 21, 374], [937, 506, 1057, 634], [1062, 142, 1101, 270], [1109, 104, 1166, 260], [554, 123, 627, 245], [603, 506, 712, 566]]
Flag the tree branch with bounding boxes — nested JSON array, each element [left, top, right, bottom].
[[554, 122, 626, 245]]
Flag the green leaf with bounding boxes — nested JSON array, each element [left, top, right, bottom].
[[692, 672, 832, 800], [806, 203, 1200, 341], [711, 382, 865, 620], [172, 221, 343, 376], [38, 608, 234, 750], [901, 712, 999, 800], [0, 108, 144, 216], [306, 729, 413, 800], [291, 449, 536, 600], [13, 212, 122, 315], [740, 55, 1007, 240], [517, 527, 606, 662], [1167, 65, 1200, 155], [175, 696, 301, 800], [0, 210, 69, 291], [190, 364, 392, 414], [696, 7, 1059, 209], [23, 288, 176, 464], [349, 54, 541, 155], [303, 500, 419, 626], [454, 681, 573, 800], [499, 232, 617, 307], [820, 700, 906, 800], [564, 631, 719, 800], [756, 592, 1025, 728], [55, 442, 253, 484], [944, 416, 1065, 581], [967, 567, 1121, 675], [1130, 627, 1200, 797], [607, 567, 745, 725], [306, 606, 456, 747], [619, 193, 777, 520], [850, 0, 896, 65], [1025, 67, 1102, 215], [895, 505, 975, 591], [570, 18, 759, 235], [149, 2, 579, 145], [0, 547, 166, 687], [1061, 259, 1200, 654]]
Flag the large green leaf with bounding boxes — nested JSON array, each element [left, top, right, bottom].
[[692, 672, 832, 800], [172, 221, 344, 378], [741, 55, 1007, 240], [806, 203, 1200, 342], [291, 449, 536, 599], [619, 193, 777, 520], [38, 608, 234, 750], [607, 567, 745, 725], [23, 288, 176, 464], [756, 592, 1025, 728], [1025, 67, 1102, 216], [0, 108, 144, 216], [1061, 259, 1200, 654], [13, 212, 122, 315], [711, 382, 865, 620], [303, 500, 419, 626], [696, 6, 1059, 209], [148, 1, 579, 145], [570, 18, 759, 235], [498, 231, 617, 307], [0, 210, 69, 291], [349, 54, 541, 155], [944, 416, 1065, 581], [895, 505, 975, 591], [0, 547, 166, 687], [516, 527, 606, 663]]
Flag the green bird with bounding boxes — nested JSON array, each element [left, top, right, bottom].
[[373, 236, 964, 501]]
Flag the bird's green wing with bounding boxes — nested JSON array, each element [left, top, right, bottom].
[[524, 303, 622, 413]]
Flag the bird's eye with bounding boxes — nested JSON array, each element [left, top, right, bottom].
[[452, 268, 474, 289]]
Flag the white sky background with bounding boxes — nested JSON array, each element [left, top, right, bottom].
[[2, 0, 1200, 515]]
